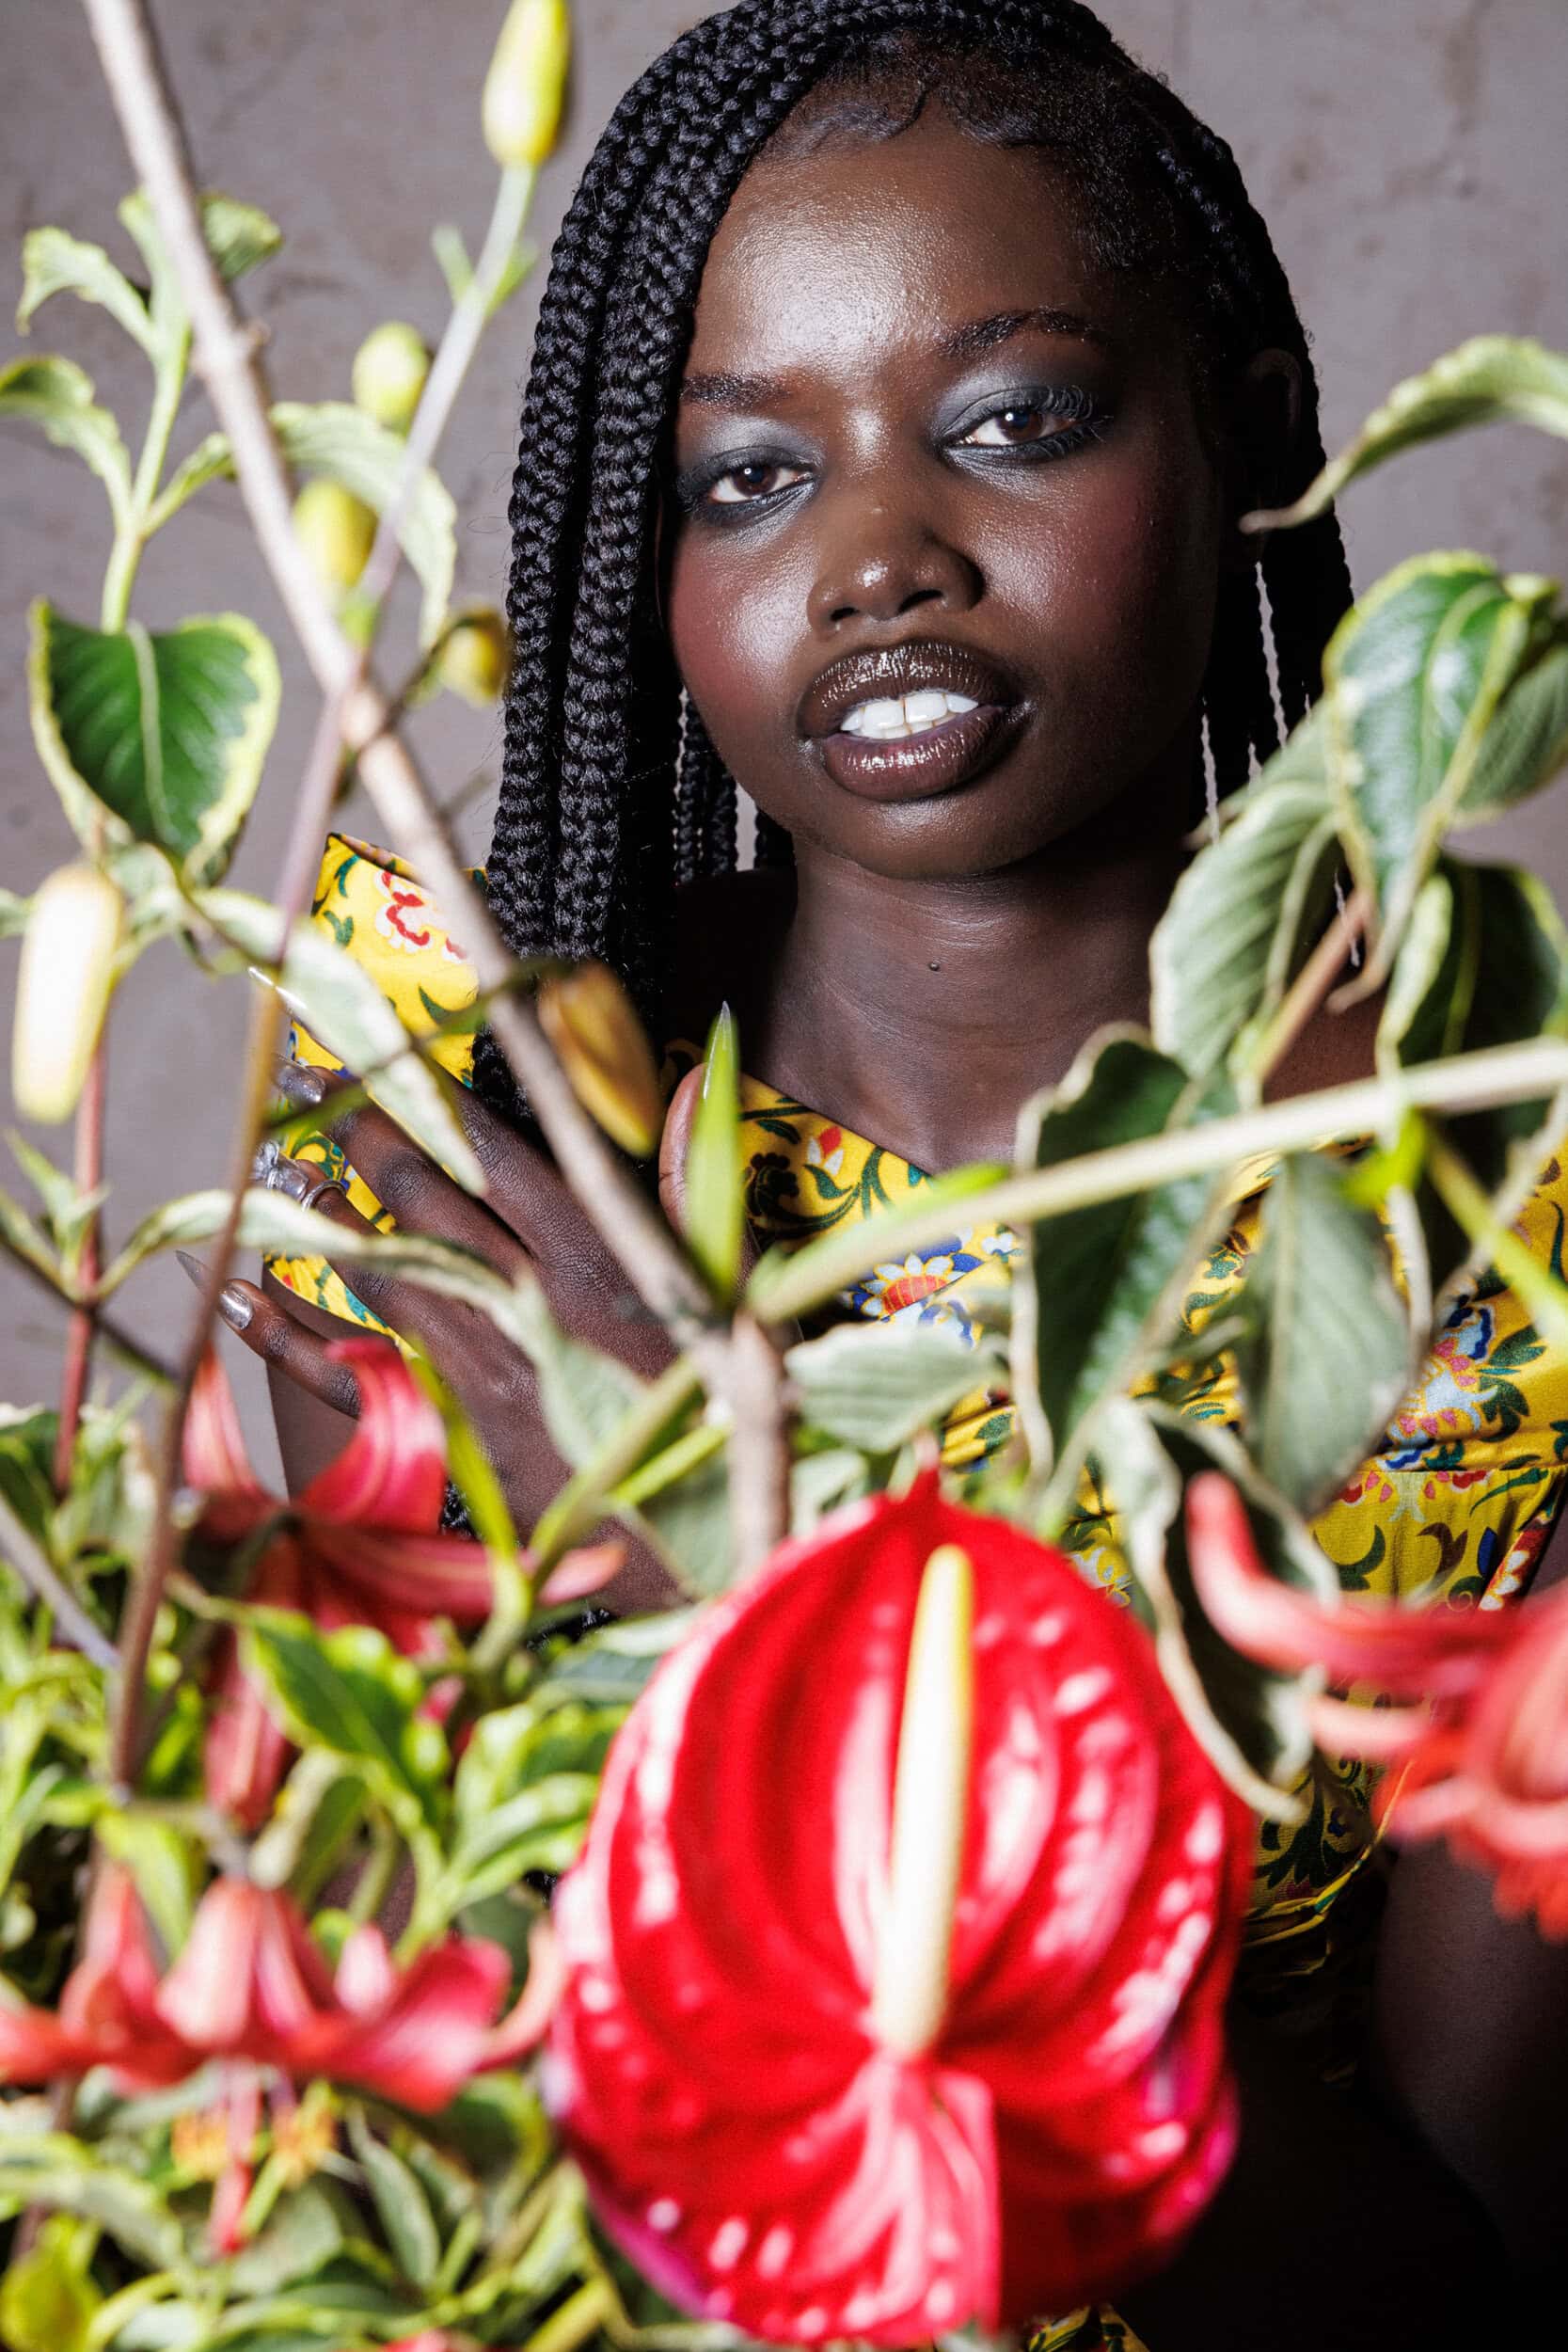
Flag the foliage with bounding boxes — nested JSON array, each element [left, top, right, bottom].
[[5, 1, 1568, 2342]]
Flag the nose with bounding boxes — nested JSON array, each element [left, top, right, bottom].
[[806, 491, 981, 634]]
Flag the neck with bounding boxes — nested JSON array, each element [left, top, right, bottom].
[[759, 780, 1191, 1172]]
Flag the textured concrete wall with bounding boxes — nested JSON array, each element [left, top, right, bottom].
[[2, 0, 1565, 1470]]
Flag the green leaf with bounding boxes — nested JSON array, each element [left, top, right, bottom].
[[118, 188, 281, 348], [1149, 774, 1339, 1089], [241, 1613, 446, 1839], [346, 2111, 441, 2289], [17, 225, 156, 358], [0, 357, 132, 525], [786, 1319, 999, 1452], [632, 1439, 736, 1598], [27, 602, 279, 885], [1092, 1398, 1333, 1817], [684, 1005, 745, 1302], [0, 886, 31, 937], [0, 2137, 183, 2269], [790, 1444, 872, 1532], [432, 222, 473, 302], [0, 2215, 102, 2352], [226, 2182, 344, 2295], [93, 1814, 197, 1958], [1010, 1028, 1236, 1476], [1379, 858, 1568, 1284], [531, 1608, 701, 1709], [1231, 1152, 1413, 1514], [1265, 335, 1568, 526], [196, 194, 284, 284], [1323, 554, 1564, 978], [148, 404, 457, 644]]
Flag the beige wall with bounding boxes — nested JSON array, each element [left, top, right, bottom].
[[2, 0, 1565, 1471]]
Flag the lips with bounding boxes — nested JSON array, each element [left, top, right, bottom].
[[800, 641, 1026, 806]]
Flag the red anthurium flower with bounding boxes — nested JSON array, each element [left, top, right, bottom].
[[0, 1866, 562, 2108], [1186, 1471, 1568, 1937], [546, 1473, 1250, 2343], [185, 1343, 620, 1825]]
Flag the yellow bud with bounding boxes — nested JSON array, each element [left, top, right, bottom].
[[11, 863, 122, 1124], [483, 0, 572, 169], [538, 962, 662, 1159], [293, 477, 376, 593], [351, 319, 432, 434], [436, 606, 512, 705]]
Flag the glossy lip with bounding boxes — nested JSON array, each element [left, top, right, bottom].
[[800, 640, 1027, 805]]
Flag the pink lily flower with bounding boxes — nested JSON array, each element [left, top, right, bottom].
[[1186, 1471, 1568, 1936], [0, 1866, 562, 2109], [184, 1342, 620, 1825]]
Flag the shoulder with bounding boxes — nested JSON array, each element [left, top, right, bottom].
[[663, 866, 794, 1050]]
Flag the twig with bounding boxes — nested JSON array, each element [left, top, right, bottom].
[[0, 1496, 119, 1672], [725, 1315, 790, 1568], [53, 1028, 109, 1492], [0, 1232, 178, 1387], [1251, 888, 1371, 1088]]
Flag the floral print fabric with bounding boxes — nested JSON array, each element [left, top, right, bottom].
[[272, 839, 1567, 2352]]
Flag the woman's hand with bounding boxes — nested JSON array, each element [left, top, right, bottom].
[[217, 1062, 713, 1613]]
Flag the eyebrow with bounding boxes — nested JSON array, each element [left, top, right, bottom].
[[677, 308, 1112, 412], [940, 307, 1113, 359]]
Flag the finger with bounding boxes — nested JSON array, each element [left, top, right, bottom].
[[270, 1063, 531, 1279], [276, 1055, 563, 1263], [657, 1060, 760, 1285], [254, 1152, 491, 1361], [206, 1272, 362, 1418]]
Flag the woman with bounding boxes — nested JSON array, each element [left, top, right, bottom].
[[213, 4, 1568, 2341]]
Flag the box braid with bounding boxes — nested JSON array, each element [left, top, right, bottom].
[[473, 0, 1354, 1123]]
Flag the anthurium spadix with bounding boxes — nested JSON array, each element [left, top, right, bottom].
[[547, 1473, 1250, 2342]]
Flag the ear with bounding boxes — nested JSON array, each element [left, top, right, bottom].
[[1219, 347, 1303, 573]]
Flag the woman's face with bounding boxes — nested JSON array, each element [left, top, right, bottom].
[[664, 103, 1228, 882]]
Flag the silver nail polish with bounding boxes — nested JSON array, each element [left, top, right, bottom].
[[216, 1282, 253, 1332], [251, 1136, 283, 1188]]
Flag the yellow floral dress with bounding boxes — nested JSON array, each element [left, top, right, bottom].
[[271, 839, 1568, 2352]]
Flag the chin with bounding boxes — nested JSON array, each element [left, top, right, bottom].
[[778, 765, 1146, 884]]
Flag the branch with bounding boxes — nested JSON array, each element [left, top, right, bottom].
[[0, 1496, 119, 1672], [751, 1034, 1568, 1328]]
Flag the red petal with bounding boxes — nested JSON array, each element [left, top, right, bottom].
[[299, 1341, 450, 1532], [1185, 1472, 1510, 1698], [550, 1476, 1248, 2337], [202, 1545, 308, 1828], [184, 1350, 268, 1501], [539, 1543, 626, 1608], [307, 1525, 493, 1621]]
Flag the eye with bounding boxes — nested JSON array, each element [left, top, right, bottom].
[[960, 404, 1070, 448], [707, 459, 810, 506]]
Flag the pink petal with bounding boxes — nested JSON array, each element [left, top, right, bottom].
[[481, 1918, 566, 2067], [308, 1525, 493, 1621], [157, 1879, 266, 2051], [539, 1542, 626, 1608], [300, 1341, 450, 1533]]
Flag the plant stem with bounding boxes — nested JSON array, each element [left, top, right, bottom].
[[1250, 888, 1371, 1087], [752, 1034, 1568, 1328], [726, 1314, 790, 1568], [101, 333, 187, 630], [0, 1496, 119, 1670], [530, 1354, 705, 1568], [52, 1024, 108, 1492], [0, 1227, 177, 1386]]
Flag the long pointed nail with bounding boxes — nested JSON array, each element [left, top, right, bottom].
[[272, 1057, 332, 1108], [176, 1249, 208, 1288], [216, 1282, 253, 1332]]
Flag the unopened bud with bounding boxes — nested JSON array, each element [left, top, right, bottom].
[[293, 477, 376, 593], [351, 320, 432, 435], [538, 962, 661, 1159], [436, 606, 512, 705], [11, 863, 121, 1123], [483, 0, 572, 169]]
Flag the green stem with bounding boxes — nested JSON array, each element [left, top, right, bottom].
[[530, 1353, 705, 1568], [750, 1034, 1568, 1328], [1425, 1128, 1568, 1354], [101, 336, 187, 630]]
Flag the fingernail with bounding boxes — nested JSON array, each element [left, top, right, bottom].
[[216, 1282, 253, 1332], [272, 1057, 331, 1108], [175, 1248, 208, 1289]]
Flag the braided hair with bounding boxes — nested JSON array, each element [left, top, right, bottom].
[[473, 0, 1354, 1116]]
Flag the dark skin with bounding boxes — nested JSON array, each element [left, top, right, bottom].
[[233, 103, 1566, 2343]]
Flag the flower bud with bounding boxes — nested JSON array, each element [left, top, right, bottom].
[[11, 862, 121, 1124], [293, 477, 376, 593], [436, 606, 512, 705], [483, 0, 572, 169], [351, 320, 432, 435], [538, 961, 662, 1159]]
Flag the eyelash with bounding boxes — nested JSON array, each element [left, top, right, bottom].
[[674, 385, 1109, 521]]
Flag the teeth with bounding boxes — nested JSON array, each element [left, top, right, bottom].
[[840, 689, 980, 740]]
